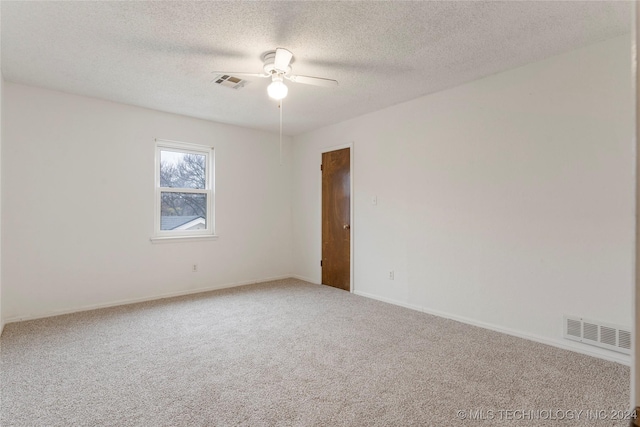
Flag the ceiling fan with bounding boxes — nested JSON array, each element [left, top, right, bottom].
[[212, 48, 338, 164], [211, 48, 338, 100]]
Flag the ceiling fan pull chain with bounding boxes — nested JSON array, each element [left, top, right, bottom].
[[279, 98, 283, 165]]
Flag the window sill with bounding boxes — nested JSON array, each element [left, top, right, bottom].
[[150, 235, 219, 244]]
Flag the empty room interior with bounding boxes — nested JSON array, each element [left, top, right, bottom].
[[1, 1, 638, 426]]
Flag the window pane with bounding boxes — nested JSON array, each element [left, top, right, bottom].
[[160, 192, 207, 231], [160, 150, 206, 189]]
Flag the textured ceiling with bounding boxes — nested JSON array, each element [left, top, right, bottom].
[[0, 1, 632, 136]]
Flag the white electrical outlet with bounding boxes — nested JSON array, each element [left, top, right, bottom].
[[192, 264, 198, 273], [388, 270, 394, 280], [372, 196, 378, 205]]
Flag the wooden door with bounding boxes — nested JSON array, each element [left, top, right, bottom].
[[322, 148, 351, 291]]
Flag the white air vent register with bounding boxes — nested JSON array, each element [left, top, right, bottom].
[[564, 315, 630, 355], [213, 75, 249, 90]]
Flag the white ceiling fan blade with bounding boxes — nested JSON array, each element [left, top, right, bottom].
[[211, 72, 269, 78], [274, 48, 293, 71], [287, 74, 339, 87]]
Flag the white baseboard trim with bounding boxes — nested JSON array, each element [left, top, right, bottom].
[[5, 279, 631, 366], [420, 306, 630, 366], [291, 274, 319, 284], [3, 274, 294, 325], [354, 290, 630, 366], [353, 290, 423, 312]]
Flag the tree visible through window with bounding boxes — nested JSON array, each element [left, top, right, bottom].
[[155, 140, 214, 238]]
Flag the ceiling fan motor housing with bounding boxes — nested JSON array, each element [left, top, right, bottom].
[[262, 50, 292, 75]]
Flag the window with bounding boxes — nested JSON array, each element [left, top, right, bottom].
[[153, 139, 215, 241]]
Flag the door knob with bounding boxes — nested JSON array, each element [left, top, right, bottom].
[[343, 224, 350, 230]]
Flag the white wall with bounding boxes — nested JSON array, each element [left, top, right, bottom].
[[634, 0, 639, 407], [292, 35, 634, 363], [0, 5, 4, 334], [0, 74, 3, 335], [3, 82, 293, 321]]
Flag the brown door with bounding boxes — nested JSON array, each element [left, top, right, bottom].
[[322, 148, 351, 291]]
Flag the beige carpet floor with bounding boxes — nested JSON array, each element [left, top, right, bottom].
[[0, 278, 631, 426]]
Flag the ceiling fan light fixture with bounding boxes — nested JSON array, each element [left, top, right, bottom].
[[267, 80, 288, 100]]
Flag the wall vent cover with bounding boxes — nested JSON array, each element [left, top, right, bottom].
[[213, 75, 249, 90], [563, 315, 631, 355]]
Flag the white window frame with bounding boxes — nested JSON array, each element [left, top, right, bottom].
[[151, 139, 217, 243]]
